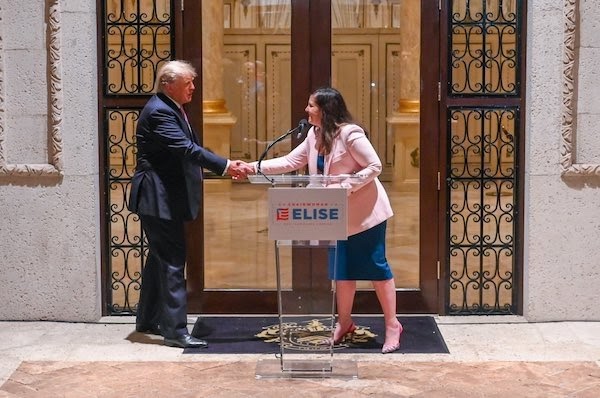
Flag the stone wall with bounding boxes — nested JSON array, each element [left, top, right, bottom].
[[0, 0, 100, 321], [524, 0, 600, 320]]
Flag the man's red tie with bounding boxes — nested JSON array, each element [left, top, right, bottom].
[[179, 107, 188, 123]]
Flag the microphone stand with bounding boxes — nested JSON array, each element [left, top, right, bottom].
[[256, 125, 302, 185]]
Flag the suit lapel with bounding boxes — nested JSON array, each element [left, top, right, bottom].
[[157, 93, 197, 142]]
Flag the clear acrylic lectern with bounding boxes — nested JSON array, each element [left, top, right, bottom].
[[249, 174, 364, 379]]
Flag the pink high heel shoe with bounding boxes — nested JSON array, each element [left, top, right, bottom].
[[382, 322, 403, 354], [326, 322, 357, 345]]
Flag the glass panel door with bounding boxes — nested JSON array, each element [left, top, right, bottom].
[[193, 0, 438, 314], [331, 0, 421, 293], [202, 1, 293, 293]]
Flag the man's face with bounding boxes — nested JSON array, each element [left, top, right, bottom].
[[165, 74, 195, 105]]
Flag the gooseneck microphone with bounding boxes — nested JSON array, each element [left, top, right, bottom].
[[296, 118, 309, 139], [257, 119, 309, 184]]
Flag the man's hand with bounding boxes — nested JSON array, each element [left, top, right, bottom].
[[228, 160, 254, 180]]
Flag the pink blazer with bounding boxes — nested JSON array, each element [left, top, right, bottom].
[[253, 124, 393, 236]]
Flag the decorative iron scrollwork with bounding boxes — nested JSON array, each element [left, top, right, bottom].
[[450, 0, 519, 95], [447, 107, 518, 314], [103, 1, 174, 314], [104, 0, 173, 95], [106, 109, 145, 314]]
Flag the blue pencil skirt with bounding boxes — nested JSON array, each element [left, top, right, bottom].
[[328, 221, 393, 281]]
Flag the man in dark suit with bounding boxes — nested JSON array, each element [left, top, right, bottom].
[[128, 60, 252, 348]]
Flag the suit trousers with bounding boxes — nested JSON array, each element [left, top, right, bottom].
[[137, 214, 189, 339]]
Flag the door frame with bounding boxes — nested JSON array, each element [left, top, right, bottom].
[[181, 0, 441, 314]]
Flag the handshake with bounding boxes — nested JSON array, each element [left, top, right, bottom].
[[227, 160, 256, 180]]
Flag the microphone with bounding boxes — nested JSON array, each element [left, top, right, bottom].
[[296, 118, 309, 139], [257, 119, 309, 184]]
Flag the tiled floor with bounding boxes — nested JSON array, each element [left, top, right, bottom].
[[1, 316, 600, 397], [2, 361, 600, 397]]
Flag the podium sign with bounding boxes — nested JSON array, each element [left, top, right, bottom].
[[251, 176, 359, 379], [268, 187, 348, 240]]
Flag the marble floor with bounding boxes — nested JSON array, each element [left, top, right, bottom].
[[1, 316, 600, 397], [2, 360, 599, 397]]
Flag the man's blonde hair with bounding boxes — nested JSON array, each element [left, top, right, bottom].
[[155, 60, 197, 93]]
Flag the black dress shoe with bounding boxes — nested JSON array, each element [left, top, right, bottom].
[[191, 318, 215, 338], [164, 334, 208, 349], [135, 324, 162, 336]]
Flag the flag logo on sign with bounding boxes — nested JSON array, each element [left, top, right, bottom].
[[276, 208, 289, 221]]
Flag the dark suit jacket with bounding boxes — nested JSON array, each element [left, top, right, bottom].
[[128, 93, 227, 221]]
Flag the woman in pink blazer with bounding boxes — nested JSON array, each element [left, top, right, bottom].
[[253, 87, 403, 353]]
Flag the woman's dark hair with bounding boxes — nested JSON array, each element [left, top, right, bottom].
[[312, 87, 361, 154]]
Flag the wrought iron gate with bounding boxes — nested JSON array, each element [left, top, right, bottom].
[[100, 0, 175, 314], [443, 0, 524, 314]]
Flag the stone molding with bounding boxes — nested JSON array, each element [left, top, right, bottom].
[[561, 0, 600, 176], [0, 0, 64, 177]]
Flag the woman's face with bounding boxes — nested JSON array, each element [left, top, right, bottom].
[[305, 95, 323, 128]]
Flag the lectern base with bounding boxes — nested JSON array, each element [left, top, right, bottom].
[[255, 359, 358, 379]]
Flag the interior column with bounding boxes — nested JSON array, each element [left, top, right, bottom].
[[201, 0, 236, 160]]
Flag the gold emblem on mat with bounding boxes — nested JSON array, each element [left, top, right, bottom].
[[255, 319, 377, 351]]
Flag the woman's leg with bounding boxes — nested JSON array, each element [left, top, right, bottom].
[[373, 278, 403, 352], [332, 280, 357, 342]]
